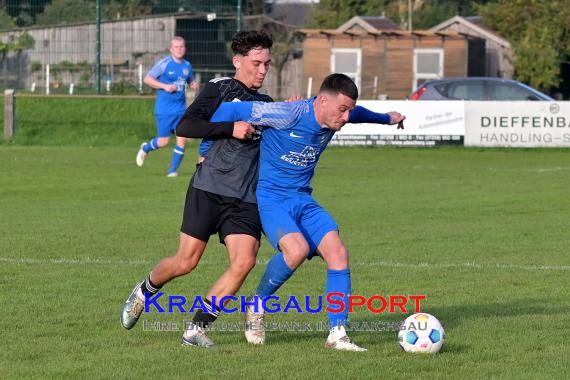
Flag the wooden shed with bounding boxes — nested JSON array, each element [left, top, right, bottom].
[[429, 16, 513, 79], [301, 28, 484, 100]]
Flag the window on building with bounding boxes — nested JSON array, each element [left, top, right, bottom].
[[413, 49, 443, 90], [331, 48, 362, 89]]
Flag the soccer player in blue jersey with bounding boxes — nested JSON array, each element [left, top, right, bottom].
[[136, 36, 199, 177], [208, 73, 405, 351]]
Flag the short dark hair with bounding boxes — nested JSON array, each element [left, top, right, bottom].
[[318, 73, 359, 100], [231, 30, 273, 56]]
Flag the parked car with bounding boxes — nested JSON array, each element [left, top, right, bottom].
[[407, 77, 553, 101]]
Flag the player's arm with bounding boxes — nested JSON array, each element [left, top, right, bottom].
[[144, 60, 176, 92], [349, 106, 406, 127], [175, 83, 254, 140], [211, 100, 302, 130], [186, 64, 199, 91], [144, 74, 175, 92], [210, 101, 255, 123]]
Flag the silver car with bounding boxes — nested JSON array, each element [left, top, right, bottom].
[[407, 77, 553, 101]]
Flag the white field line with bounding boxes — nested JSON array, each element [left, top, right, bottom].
[[412, 165, 570, 173], [2, 256, 569, 271], [351, 260, 570, 271], [488, 166, 570, 173]]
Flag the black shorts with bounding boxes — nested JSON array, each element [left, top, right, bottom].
[[180, 177, 262, 244]]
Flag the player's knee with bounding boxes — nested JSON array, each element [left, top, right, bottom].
[[283, 244, 310, 269], [229, 256, 256, 277], [174, 249, 201, 275], [325, 246, 349, 269], [157, 137, 170, 147], [176, 257, 199, 275]]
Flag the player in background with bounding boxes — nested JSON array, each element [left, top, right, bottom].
[[136, 36, 200, 177], [206, 73, 405, 351]]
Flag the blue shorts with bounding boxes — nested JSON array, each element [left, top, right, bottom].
[[257, 189, 338, 258], [155, 114, 184, 138]]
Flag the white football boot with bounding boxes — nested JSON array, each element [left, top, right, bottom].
[[136, 143, 147, 166], [244, 295, 265, 344], [120, 281, 145, 329], [325, 326, 367, 352]]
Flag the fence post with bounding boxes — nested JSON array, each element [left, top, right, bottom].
[[46, 64, 50, 95], [4, 89, 15, 140], [306, 77, 313, 99], [138, 64, 143, 93], [373, 76, 378, 99]]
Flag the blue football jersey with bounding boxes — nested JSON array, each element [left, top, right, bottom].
[[255, 99, 335, 194], [147, 56, 194, 115], [209, 98, 392, 195], [210, 98, 334, 195]]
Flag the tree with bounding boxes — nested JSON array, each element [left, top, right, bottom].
[[1, 0, 49, 27], [308, 0, 384, 29], [104, 0, 157, 20], [35, 0, 95, 25], [0, 5, 16, 29], [244, 14, 301, 100], [308, 0, 491, 30], [477, 0, 570, 92], [0, 31, 34, 58]]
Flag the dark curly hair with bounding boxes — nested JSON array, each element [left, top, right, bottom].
[[231, 30, 273, 56]]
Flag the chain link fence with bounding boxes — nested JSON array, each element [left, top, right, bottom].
[[0, 1, 303, 98]]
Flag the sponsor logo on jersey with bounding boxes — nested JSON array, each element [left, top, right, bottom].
[[281, 146, 319, 167]]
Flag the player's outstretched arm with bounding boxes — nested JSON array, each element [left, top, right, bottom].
[[211, 100, 304, 131], [175, 83, 238, 139], [210, 101, 255, 123], [349, 106, 406, 126]]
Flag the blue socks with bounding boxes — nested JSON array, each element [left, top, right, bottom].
[[326, 268, 351, 327], [143, 137, 160, 153], [255, 253, 351, 327], [255, 252, 295, 299], [168, 145, 185, 174]]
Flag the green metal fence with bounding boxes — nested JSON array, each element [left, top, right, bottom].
[[0, 0, 247, 94]]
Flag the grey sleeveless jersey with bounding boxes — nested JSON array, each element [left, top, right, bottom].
[[191, 78, 273, 203]]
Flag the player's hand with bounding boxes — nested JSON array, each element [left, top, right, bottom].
[[233, 121, 255, 140], [163, 84, 177, 93], [387, 111, 406, 126], [285, 94, 302, 102], [190, 81, 200, 91]]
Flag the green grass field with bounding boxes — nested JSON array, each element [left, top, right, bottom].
[[1, 96, 155, 147], [1, 145, 569, 379]]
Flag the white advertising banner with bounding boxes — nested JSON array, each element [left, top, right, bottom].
[[333, 100, 465, 146], [465, 102, 570, 147]]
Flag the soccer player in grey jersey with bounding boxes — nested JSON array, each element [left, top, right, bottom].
[[121, 31, 277, 348]]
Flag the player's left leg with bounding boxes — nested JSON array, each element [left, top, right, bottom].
[[317, 231, 366, 352], [208, 234, 259, 303], [167, 135, 186, 177], [300, 199, 366, 352], [183, 199, 261, 347], [136, 115, 172, 166], [183, 234, 259, 348], [245, 195, 308, 345]]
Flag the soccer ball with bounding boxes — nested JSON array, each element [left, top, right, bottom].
[[398, 313, 445, 353]]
